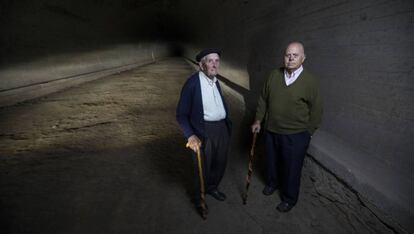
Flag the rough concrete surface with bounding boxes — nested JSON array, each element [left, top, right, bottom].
[[0, 58, 394, 233]]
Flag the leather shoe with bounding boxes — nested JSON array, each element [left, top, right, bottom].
[[207, 190, 226, 201], [276, 202, 294, 212], [262, 186, 277, 196]]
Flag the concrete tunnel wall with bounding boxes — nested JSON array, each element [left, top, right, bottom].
[[1, 0, 413, 232], [0, 0, 174, 107], [172, 0, 414, 232]]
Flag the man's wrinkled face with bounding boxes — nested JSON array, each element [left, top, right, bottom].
[[200, 53, 220, 78], [284, 43, 305, 72]]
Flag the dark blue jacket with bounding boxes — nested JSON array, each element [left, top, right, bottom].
[[176, 72, 232, 140]]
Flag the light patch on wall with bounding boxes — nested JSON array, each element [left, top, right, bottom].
[[219, 61, 250, 90]]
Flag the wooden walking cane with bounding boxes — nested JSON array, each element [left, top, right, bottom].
[[242, 132, 258, 205], [186, 143, 207, 219]]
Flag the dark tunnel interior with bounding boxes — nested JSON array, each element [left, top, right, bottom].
[[0, 0, 413, 233], [0, 0, 188, 65]]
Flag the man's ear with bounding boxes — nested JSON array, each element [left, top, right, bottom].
[[199, 62, 204, 70]]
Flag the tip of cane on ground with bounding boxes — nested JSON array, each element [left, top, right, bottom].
[[242, 193, 248, 205]]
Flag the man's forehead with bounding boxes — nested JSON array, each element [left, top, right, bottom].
[[205, 53, 220, 59], [285, 44, 304, 53]]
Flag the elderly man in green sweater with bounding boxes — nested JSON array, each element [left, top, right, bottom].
[[251, 41, 322, 212]]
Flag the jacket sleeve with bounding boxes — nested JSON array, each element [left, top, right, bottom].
[[176, 79, 195, 139]]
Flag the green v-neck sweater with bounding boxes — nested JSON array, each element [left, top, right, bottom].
[[255, 68, 322, 135]]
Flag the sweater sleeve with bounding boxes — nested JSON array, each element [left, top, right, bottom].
[[308, 77, 323, 135], [255, 72, 271, 121]]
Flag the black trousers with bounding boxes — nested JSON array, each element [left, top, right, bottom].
[[265, 130, 311, 205], [192, 120, 229, 206]]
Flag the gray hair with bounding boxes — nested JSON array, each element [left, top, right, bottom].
[[199, 56, 208, 65]]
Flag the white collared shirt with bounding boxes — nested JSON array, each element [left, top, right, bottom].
[[284, 65, 304, 86], [199, 71, 226, 121]]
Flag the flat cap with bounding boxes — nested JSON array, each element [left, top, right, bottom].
[[195, 48, 221, 62]]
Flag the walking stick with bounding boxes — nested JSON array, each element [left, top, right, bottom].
[[242, 132, 258, 205], [186, 143, 207, 219]]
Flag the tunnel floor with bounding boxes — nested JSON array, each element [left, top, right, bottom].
[[0, 58, 392, 233]]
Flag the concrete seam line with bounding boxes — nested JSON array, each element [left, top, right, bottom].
[[0, 61, 155, 93]]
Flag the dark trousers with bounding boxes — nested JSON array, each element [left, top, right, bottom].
[[265, 130, 311, 205], [192, 120, 229, 206]]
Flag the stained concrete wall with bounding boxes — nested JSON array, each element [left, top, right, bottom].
[[0, 0, 173, 107], [174, 0, 414, 232]]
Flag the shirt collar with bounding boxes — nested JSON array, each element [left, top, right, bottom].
[[284, 65, 303, 78], [199, 71, 217, 84]]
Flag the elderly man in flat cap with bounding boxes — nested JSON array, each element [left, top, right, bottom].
[[176, 48, 232, 216]]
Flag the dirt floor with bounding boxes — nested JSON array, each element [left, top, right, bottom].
[[0, 58, 394, 233]]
